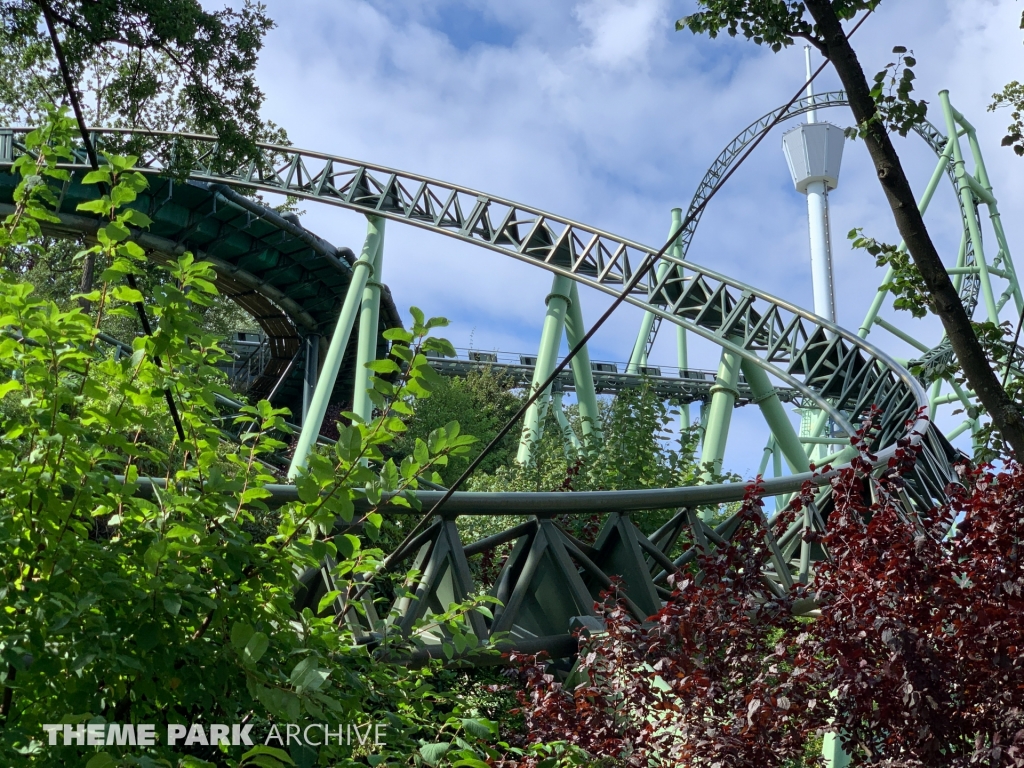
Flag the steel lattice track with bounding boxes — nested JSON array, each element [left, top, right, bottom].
[[0, 126, 961, 658]]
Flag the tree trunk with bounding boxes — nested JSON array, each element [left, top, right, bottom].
[[804, 0, 1024, 457]]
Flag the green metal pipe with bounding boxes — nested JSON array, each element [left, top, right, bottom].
[[872, 317, 931, 353], [352, 228, 385, 423], [757, 437, 775, 477], [627, 260, 672, 373], [772, 440, 785, 513], [669, 208, 691, 428], [962, 118, 1023, 313], [940, 90, 999, 324], [288, 216, 383, 479], [857, 138, 954, 339], [517, 274, 573, 464], [803, 409, 830, 459], [628, 208, 686, 374], [740, 359, 810, 473], [801, 436, 851, 445], [823, 733, 851, 768], [699, 349, 742, 479], [564, 281, 603, 452], [927, 378, 942, 421], [946, 418, 973, 441]]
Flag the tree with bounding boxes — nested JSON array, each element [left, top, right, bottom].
[[678, 0, 1024, 456], [988, 8, 1024, 158], [795, 441, 1024, 766], [502, 483, 826, 768], [1, 0, 284, 300], [395, 368, 524, 487], [0, 123, 511, 767], [505, 410, 1024, 767]]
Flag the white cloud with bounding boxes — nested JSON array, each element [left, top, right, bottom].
[[573, 0, 670, 69], [249, 0, 1023, 466]]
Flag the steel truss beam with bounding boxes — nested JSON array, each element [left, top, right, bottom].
[[1, 125, 960, 660]]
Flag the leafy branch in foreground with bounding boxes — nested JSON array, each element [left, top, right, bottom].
[[0, 117, 508, 768], [989, 80, 1024, 157], [848, 227, 928, 317]]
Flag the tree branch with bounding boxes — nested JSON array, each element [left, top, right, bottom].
[[35, 0, 98, 171], [803, 0, 1024, 457]]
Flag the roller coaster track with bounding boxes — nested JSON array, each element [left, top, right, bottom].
[[642, 91, 982, 356], [0, 124, 960, 658]]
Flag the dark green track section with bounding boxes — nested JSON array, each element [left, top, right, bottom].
[[0, 169, 400, 422]]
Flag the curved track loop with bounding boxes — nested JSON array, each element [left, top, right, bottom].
[[0, 127, 960, 656], [639, 91, 981, 357]]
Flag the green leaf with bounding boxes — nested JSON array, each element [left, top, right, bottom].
[[317, 590, 342, 613], [86, 754, 116, 768], [163, 594, 182, 616], [76, 198, 110, 214], [81, 169, 111, 185], [231, 622, 255, 652], [123, 208, 153, 228], [337, 533, 361, 558], [244, 632, 270, 665], [240, 745, 296, 766], [419, 742, 451, 767], [112, 285, 144, 304], [366, 358, 400, 373]]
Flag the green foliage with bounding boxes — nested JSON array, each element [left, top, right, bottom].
[[394, 368, 522, 486], [463, 383, 704, 547], [852, 46, 928, 139], [988, 8, 1024, 157], [848, 227, 929, 317], [0, 0, 281, 159], [989, 80, 1024, 157], [675, 0, 877, 52], [0, 121, 507, 767]]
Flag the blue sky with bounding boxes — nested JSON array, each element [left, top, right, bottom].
[[251, 0, 1024, 475]]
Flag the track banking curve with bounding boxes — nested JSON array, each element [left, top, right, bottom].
[[0, 124, 957, 513], [0, 125, 962, 653]]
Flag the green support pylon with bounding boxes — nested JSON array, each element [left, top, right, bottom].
[[288, 216, 384, 479], [956, 106, 1023, 314], [668, 207, 691, 429], [740, 359, 810, 474], [940, 90, 1000, 325], [351, 229, 385, 424], [627, 259, 673, 374], [823, 733, 851, 768], [564, 281, 603, 453], [699, 349, 742, 479], [517, 273, 573, 464]]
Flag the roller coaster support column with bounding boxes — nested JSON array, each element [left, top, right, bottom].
[[699, 350, 742, 479], [667, 207, 691, 428], [953, 100, 1022, 314], [302, 334, 321, 424], [741, 360, 810, 473], [564, 281, 603, 453], [940, 90, 1000, 325], [517, 274, 573, 464], [352, 226, 386, 424], [858, 136, 954, 338], [288, 216, 384, 479]]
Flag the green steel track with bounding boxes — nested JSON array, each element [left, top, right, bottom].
[[0, 121, 962, 658]]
